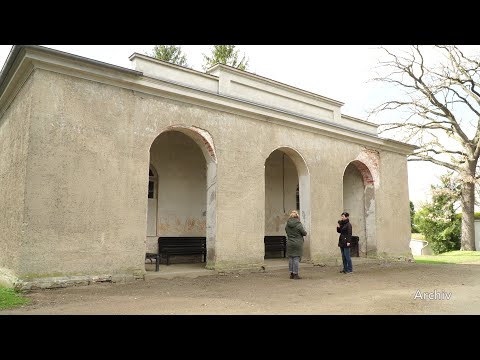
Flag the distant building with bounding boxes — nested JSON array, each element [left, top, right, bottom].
[[0, 46, 416, 289], [475, 220, 480, 251]]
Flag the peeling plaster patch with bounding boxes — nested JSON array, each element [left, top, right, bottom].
[[158, 222, 170, 232], [158, 217, 207, 235], [354, 148, 380, 187], [184, 218, 194, 231]]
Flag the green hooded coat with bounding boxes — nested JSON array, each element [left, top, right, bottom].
[[285, 217, 307, 257]]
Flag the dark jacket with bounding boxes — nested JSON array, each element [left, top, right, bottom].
[[285, 217, 307, 257], [337, 219, 352, 248]]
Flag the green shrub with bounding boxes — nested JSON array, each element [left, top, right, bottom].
[[414, 174, 461, 254], [415, 207, 461, 254]]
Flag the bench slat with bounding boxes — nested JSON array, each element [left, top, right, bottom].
[[264, 236, 287, 258], [150, 235, 288, 267], [158, 237, 207, 265]]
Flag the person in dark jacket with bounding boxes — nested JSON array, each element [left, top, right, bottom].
[[337, 211, 353, 274], [285, 210, 307, 280]]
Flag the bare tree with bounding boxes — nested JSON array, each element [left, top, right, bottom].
[[371, 45, 480, 250]]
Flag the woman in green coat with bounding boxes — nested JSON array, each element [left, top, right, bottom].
[[285, 210, 307, 280]]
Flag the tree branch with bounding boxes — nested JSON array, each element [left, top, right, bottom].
[[408, 156, 459, 171]]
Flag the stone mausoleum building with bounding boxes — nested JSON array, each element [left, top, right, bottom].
[[0, 45, 416, 289]]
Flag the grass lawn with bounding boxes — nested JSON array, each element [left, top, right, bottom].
[[414, 250, 480, 264], [0, 288, 31, 310]]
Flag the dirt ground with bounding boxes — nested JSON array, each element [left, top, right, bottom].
[[2, 261, 480, 315]]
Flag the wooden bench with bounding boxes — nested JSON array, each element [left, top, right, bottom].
[[264, 236, 287, 258], [158, 236, 207, 266]]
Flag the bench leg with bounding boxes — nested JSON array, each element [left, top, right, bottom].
[[166, 254, 170, 266], [155, 255, 160, 272]]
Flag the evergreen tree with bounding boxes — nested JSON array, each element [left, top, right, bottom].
[[148, 45, 188, 67], [202, 45, 248, 71]]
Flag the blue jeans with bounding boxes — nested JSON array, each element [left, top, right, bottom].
[[289, 256, 300, 275], [340, 247, 352, 273]]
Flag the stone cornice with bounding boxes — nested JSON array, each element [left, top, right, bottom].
[[129, 53, 218, 80], [0, 45, 417, 155], [341, 114, 378, 127], [207, 63, 345, 107]]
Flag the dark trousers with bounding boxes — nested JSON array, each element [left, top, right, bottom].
[[340, 247, 353, 273]]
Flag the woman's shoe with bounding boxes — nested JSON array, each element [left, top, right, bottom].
[[290, 273, 294, 279], [293, 274, 301, 280]]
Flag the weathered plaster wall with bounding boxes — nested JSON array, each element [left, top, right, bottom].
[[364, 184, 376, 255], [305, 140, 354, 262], [4, 66, 412, 286], [18, 70, 148, 280], [0, 73, 33, 286], [375, 152, 411, 257]]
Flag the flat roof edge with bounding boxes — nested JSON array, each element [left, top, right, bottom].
[[0, 45, 143, 96]]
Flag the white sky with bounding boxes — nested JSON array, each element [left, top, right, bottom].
[[0, 45, 449, 208]]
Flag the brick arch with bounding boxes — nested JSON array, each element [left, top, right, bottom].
[[350, 160, 374, 186], [354, 148, 380, 188]]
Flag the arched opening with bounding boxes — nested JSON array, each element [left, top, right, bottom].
[[145, 127, 217, 269], [342, 160, 376, 257], [264, 147, 311, 259]]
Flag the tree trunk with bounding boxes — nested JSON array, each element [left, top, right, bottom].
[[461, 175, 476, 251]]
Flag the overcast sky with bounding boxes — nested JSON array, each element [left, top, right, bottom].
[[0, 45, 449, 208]]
